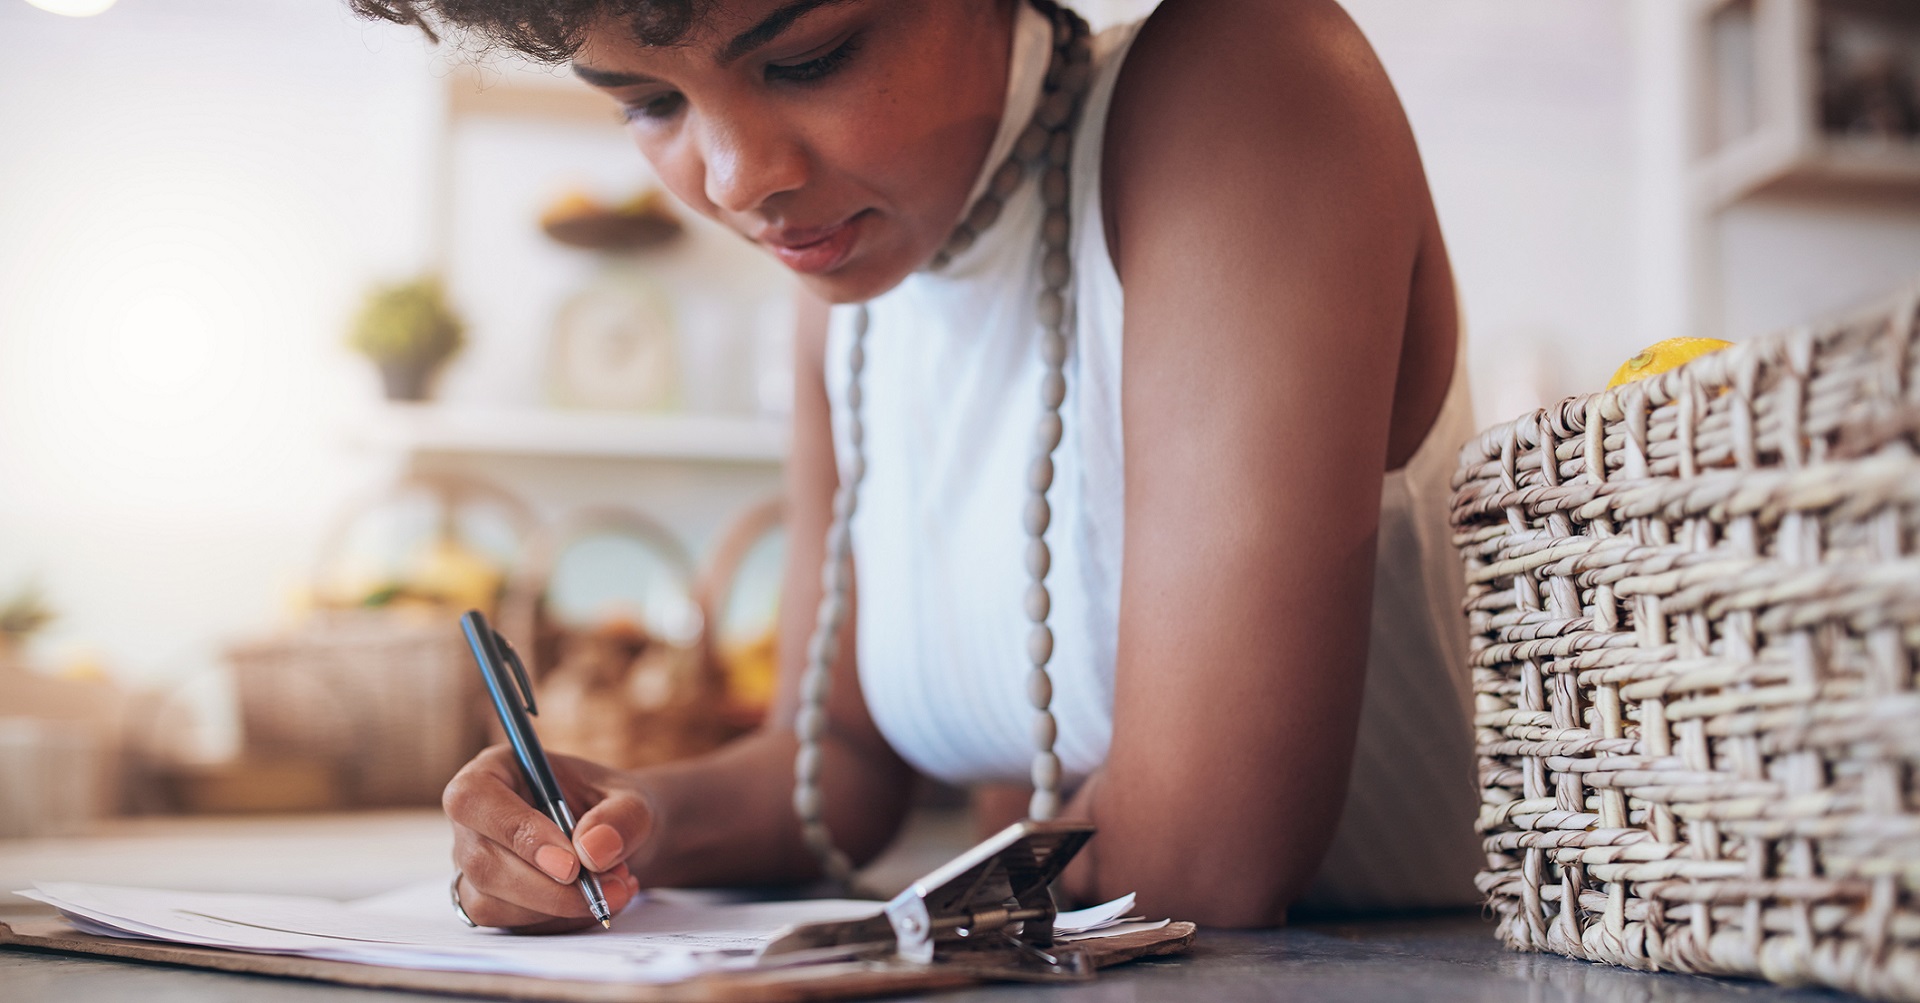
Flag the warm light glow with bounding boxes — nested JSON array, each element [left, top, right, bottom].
[[24, 0, 118, 16]]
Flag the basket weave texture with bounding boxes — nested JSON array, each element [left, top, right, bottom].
[[1452, 285, 1920, 999], [229, 610, 485, 807]]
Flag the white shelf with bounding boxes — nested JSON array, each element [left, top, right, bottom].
[[1697, 134, 1920, 207], [351, 403, 789, 464]]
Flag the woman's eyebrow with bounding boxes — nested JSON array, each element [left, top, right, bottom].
[[572, 63, 662, 87], [571, 0, 856, 85], [719, 0, 857, 65]]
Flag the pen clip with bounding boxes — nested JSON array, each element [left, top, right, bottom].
[[496, 630, 538, 716]]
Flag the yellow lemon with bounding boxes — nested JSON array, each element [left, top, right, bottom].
[[1607, 338, 1733, 389]]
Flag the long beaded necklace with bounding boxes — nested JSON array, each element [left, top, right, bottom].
[[791, 0, 1095, 888]]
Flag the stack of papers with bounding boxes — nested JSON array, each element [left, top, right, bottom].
[[21, 881, 1162, 984]]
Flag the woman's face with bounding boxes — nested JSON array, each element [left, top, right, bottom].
[[574, 0, 1016, 303]]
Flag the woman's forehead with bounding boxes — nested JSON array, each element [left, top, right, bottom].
[[582, 0, 864, 61]]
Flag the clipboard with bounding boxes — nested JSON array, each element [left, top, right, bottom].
[[1, 822, 1197, 1001], [0, 915, 1195, 1002]]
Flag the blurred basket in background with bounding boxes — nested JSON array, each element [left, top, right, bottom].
[[225, 472, 533, 809], [1453, 282, 1920, 998], [502, 506, 742, 771], [695, 496, 786, 731]]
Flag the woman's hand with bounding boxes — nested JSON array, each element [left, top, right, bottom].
[[443, 744, 655, 933]]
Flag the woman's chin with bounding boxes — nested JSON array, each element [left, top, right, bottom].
[[792, 252, 926, 306]]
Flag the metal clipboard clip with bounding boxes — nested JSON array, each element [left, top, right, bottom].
[[758, 820, 1097, 982]]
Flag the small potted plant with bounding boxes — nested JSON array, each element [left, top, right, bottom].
[[348, 276, 466, 402], [0, 580, 54, 669]]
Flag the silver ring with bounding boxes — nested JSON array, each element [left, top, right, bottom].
[[450, 871, 478, 928]]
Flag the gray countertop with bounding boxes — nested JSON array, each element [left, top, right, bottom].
[[2, 912, 1862, 1002], [0, 809, 1865, 1002]]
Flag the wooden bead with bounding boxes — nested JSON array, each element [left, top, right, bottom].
[[1038, 90, 1073, 129], [814, 589, 844, 628], [801, 667, 830, 705], [1027, 665, 1054, 707], [945, 226, 975, 256], [792, 785, 821, 820], [966, 196, 1001, 233], [1042, 167, 1068, 207], [1041, 330, 1067, 368], [805, 634, 838, 673], [1043, 209, 1070, 250], [795, 743, 821, 782], [1028, 625, 1054, 667], [1028, 789, 1059, 822], [1034, 412, 1063, 453], [1031, 710, 1057, 751], [1027, 538, 1051, 579], [1041, 370, 1067, 409], [1024, 496, 1051, 537], [1038, 289, 1065, 328], [1025, 582, 1050, 622], [1042, 250, 1070, 288], [1059, 62, 1090, 96], [1029, 454, 1054, 493], [992, 159, 1025, 199], [797, 705, 827, 741], [1047, 131, 1072, 168], [928, 251, 951, 272], [1030, 752, 1062, 792], [802, 822, 834, 855], [1016, 122, 1049, 162]]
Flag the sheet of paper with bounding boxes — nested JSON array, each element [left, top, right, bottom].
[[21, 880, 1147, 984]]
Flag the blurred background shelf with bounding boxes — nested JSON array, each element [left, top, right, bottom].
[[1693, 0, 1920, 209], [1698, 133, 1920, 205], [350, 404, 789, 465]]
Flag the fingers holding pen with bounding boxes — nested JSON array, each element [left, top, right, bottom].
[[444, 749, 639, 930], [452, 826, 639, 930], [571, 786, 656, 872]]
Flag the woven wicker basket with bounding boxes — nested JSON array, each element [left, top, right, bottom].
[[1453, 284, 1920, 999], [228, 473, 533, 808]]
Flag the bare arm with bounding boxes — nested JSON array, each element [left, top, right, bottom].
[[444, 293, 915, 929], [1057, 0, 1446, 927]]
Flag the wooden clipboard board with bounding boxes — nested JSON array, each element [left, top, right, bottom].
[[0, 915, 1195, 1002]]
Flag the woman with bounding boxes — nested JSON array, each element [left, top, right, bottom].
[[358, 0, 1482, 929]]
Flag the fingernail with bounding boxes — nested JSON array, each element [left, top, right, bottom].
[[577, 825, 624, 871], [535, 845, 578, 883]]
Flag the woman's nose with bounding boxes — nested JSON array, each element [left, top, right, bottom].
[[699, 115, 808, 215]]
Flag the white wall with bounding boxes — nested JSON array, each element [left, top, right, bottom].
[[0, 0, 438, 684], [1341, 0, 1642, 423]]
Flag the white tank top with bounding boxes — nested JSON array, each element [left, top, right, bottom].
[[825, 6, 1483, 912]]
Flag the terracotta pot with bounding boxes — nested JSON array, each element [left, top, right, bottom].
[[376, 356, 443, 402]]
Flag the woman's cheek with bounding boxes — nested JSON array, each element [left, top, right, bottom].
[[631, 131, 715, 223]]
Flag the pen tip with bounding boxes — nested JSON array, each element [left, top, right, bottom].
[[601, 919, 612, 929]]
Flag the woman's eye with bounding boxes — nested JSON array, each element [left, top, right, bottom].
[[766, 34, 862, 84], [624, 92, 685, 123]]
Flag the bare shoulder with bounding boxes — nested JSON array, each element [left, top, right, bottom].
[[1100, 0, 1455, 470], [1101, 0, 1428, 272]]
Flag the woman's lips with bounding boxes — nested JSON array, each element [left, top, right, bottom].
[[764, 213, 864, 275]]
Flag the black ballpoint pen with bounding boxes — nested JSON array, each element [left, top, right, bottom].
[[460, 609, 614, 928]]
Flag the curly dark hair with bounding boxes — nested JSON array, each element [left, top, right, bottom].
[[348, 0, 711, 61]]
